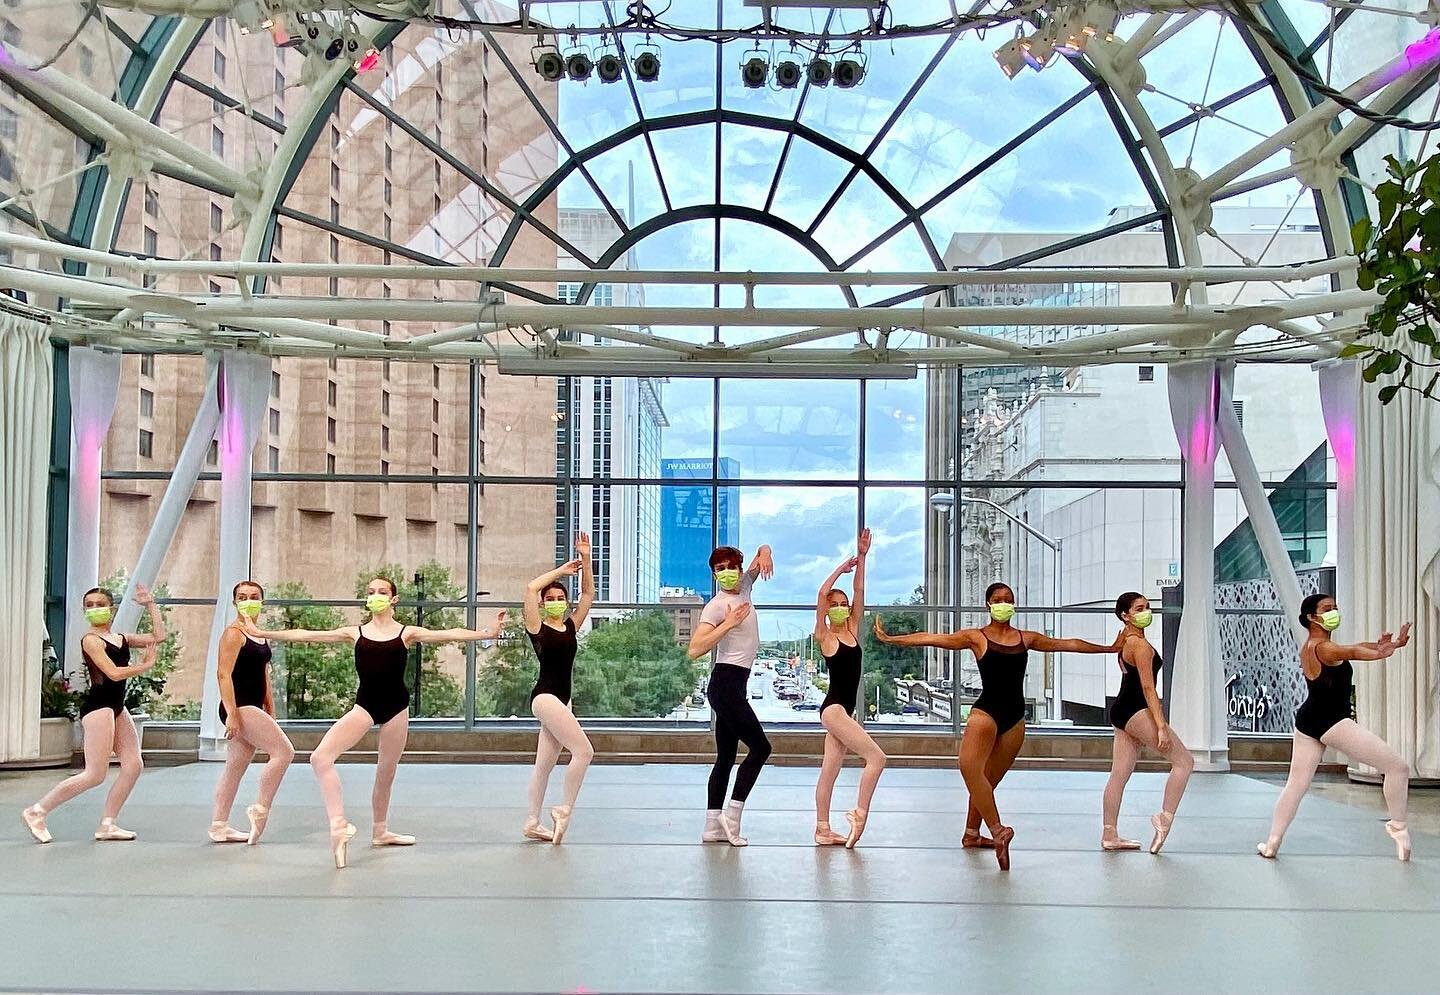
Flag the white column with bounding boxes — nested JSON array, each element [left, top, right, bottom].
[[63, 347, 122, 681], [1167, 360, 1228, 770], [1216, 361, 1306, 647], [0, 312, 54, 763], [198, 353, 271, 760], [113, 354, 221, 632]]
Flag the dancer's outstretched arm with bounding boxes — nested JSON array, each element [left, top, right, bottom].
[[406, 609, 509, 644], [1025, 631, 1126, 654], [872, 616, 982, 654], [119, 584, 168, 647], [1316, 624, 1408, 665], [241, 618, 358, 644]]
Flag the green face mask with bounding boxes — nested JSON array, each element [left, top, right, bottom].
[[827, 606, 851, 624], [365, 593, 393, 614], [1319, 609, 1341, 631], [1131, 609, 1154, 629], [989, 603, 1016, 623], [236, 599, 263, 619], [84, 606, 113, 626], [715, 568, 742, 591], [543, 599, 567, 619]]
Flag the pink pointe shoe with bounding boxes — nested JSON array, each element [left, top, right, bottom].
[[844, 809, 868, 849], [209, 821, 248, 843], [813, 822, 846, 846], [329, 817, 357, 869], [21, 807, 51, 844], [1149, 811, 1175, 855], [1100, 826, 1141, 851], [246, 804, 270, 846]]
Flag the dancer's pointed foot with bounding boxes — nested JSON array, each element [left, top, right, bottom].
[[550, 806, 572, 846], [329, 817, 357, 869], [1386, 820, 1412, 862], [813, 822, 846, 846], [245, 804, 269, 846], [844, 808, 868, 850], [94, 818, 136, 842], [719, 810, 748, 848], [1256, 837, 1280, 859], [371, 825, 416, 847], [992, 825, 1015, 871], [523, 819, 555, 842], [1100, 826, 1141, 851], [21, 806, 51, 844], [208, 821, 248, 843], [1149, 811, 1175, 855], [961, 828, 995, 849]]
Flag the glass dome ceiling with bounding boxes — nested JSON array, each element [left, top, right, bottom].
[[0, 0, 1435, 365]]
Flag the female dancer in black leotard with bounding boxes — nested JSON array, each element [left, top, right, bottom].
[[1100, 592, 1194, 854], [521, 532, 596, 845], [812, 528, 886, 849], [874, 582, 1118, 870], [22, 585, 163, 844], [1258, 593, 1413, 861], [246, 576, 505, 867], [208, 580, 295, 845]]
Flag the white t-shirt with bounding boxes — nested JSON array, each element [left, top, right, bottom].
[[699, 572, 759, 670]]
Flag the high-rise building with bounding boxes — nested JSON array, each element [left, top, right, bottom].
[[554, 208, 668, 604], [660, 458, 741, 595]]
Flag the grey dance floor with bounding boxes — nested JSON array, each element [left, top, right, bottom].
[[1, 761, 1437, 994]]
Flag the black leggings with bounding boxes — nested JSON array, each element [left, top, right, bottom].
[[707, 663, 772, 810]]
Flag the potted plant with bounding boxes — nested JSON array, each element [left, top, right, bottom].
[[37, 642, 82, 767], [1343, 152, 1440, 403]]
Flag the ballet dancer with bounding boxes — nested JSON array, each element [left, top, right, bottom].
[[245, 577, 505, 867], [688, 542, 774, 847], [1257, 593, 1413, 861], [1100, 592, 1194, 854], [813, 527, 886, 849], [873, 582, 1119, 870], [208, 580, 295, 845], [21, 585, 164, 843], [521, 532, 596, 845]]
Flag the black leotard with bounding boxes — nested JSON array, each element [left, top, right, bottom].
[[1294, 658, 1353, 741], [79, 635, 129, 718], [219, 634, 272, 724], [1110, 643, 1162, 730], [820, 638, 862, 715], [528, 618, 577, 705], [971, 636, 1028, 735], [354, 624, 410, 724]]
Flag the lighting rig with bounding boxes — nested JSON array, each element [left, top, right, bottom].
[[993, 1, 1121, 78]]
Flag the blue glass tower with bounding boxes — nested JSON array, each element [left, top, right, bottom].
[[660, 457, 740, 595]]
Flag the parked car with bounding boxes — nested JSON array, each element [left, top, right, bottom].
[[792, 701, 820, 712], [750, 689, 764, 700], [901, 704, 923, 715]]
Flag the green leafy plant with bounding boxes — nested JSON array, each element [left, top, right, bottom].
[[1344, 152, 1440, 403], [40, 650, 83, 719]]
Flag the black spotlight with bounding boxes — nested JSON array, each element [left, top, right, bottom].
[[741, 55, 768, 89], [774, 59, 801, 89], [807, 58, 832, 87], [566, 51, 594, 81], [633, 49, 661, 82], [834, 56, 864, 88], [596, 52, 623, 83], [324, 36, 344, 62], [533, 46, 564, 82]]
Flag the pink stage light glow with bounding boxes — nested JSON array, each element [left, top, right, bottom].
[[1380, 28, 1440, 84], [355, 48, 381, 74]]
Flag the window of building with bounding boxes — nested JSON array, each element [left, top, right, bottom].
[[274, 69, 284, 96], [381, 459, 390, 476], [268, 446, 279, 472], [384, 144, 392, 172], [139, 354, 154, 378], [330, 124, 339, 147], [1232, 399, 1245, 429], [144, 186, 157, 217], [327, 381, 337, 406], [477, 407, 484, 432], [382, 425, 390, 450], [327, 417, 336, 443], [382, 320, 391, 338], [329, 198, 339, 224], [206, 440, 218, 466], [382, 391, 390, 416], [211, 124, 224, 157], [326, 453, 336, 473], [143, 227, 157, 256], [477, 440, 485, 463], [1138, 366, 1154, 383], [139, 388, 153, 418], [479, 373, 486, 398], [329, 236, 338, 263], [331, 162, 340, 189], [272, 223, 283, 252], [433, 365, 441, 388], [383, 178, 392, 205], [213, 17, 226, 41], [78, 43, 93, 75], [209, 280, 221, 294], [432, 398, 439, 422], [432, 433, 439, 457], [138, 429, 153, 458], [210, 243, 221, 262], [269, 408, 279, 434], [328, 356, 338, 371], [2, 20, 20, 46], [210, 203, 222, 233], [270, 370, 280, 398], [383, 359, 391, 380], [383, 215, 392, 240], [329, 276, 338, 297], [0, 105, 15, 141]]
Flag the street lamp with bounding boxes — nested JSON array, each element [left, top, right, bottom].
[[929, 492, 1066, 721]]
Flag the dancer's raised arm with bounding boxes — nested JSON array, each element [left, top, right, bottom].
[[406, 609, 508, 645], [119, 584, 167, 647], [747, 544, 774, 582], [525, 558, 582, 635]]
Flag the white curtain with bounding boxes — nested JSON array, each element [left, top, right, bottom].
[[0, 311, 54, 763], [1351, 382, 1440, 778]]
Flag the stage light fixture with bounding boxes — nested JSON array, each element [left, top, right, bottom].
[[993, 35, 1027, 79], [233, 0, 273, 35], [774, 57, 802, 88], [596, 51, 624, 83], [532, 42, 565, 81], [324, 36, 344, 62], [741, 51, 769, 89], [834, 50, 865, 88], [1020, 20, 1059, 70], [633, 48, 661, 81], [355, 46, 381, 74], [566, 48, 594, 81], [807, 57, 832, 87]]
